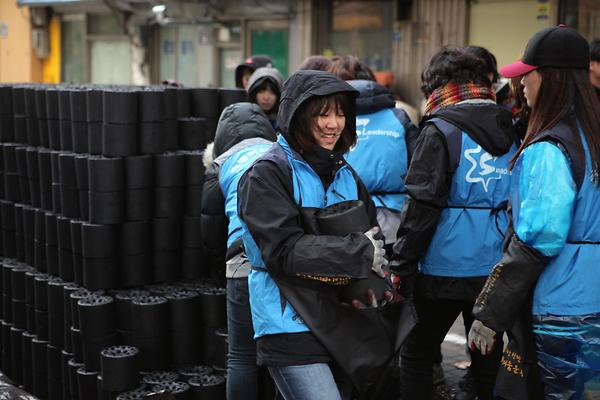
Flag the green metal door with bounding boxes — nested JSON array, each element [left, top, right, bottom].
[[251, 29, 289, 77]]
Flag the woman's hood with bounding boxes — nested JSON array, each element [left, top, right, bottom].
[[276, 70, 359, 136], [212, 102, 277, 158]]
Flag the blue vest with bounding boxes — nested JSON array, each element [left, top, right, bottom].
[[345, 108, 408, 211], [419, 123, 516, 277], [242, 135, 360, 338], [518, 128, 600, 316], [219, 143, 273, 248]]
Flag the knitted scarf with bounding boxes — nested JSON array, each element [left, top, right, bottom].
[[424, 82, 496, 116]]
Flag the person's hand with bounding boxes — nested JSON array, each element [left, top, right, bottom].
[[351, 289, 395, 309], [364, 227, 388, 277], [468, 320, 496, 356]]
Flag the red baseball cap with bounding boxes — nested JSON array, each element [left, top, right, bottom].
[[500, 25, 589, 78]]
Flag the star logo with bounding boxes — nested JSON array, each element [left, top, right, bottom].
[[464, 145, 504, 192]]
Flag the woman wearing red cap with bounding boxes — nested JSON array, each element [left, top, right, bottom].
[[469, 25, 600, 399]]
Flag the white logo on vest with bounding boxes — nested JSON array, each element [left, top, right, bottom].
[[464, 145, 510, 192]]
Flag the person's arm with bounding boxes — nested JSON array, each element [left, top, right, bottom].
[[389, 124, 451, 276], [473, 141, 576, 332], [515, 141, 576, 256], [200, 163, 227, 270], [238, 160, 372, 280]]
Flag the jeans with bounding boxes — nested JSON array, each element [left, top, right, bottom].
[[269, 363, 351, 400], [400, 298, 503, 400], [227, 277, 259, 400]]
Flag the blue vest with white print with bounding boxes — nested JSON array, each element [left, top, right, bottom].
[[241, 135, 359, 339], [513, 124, 600, 316], [419, 124, 516, 277], [219, 143, 273, 248], [345, 108, 408, 211]]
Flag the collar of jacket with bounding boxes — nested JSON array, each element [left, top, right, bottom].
[[277, 134, 346, 186]]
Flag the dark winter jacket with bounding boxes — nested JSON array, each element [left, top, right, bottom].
[[200, 102, 276, 279], [391, 101, 518, 301], [238, 70, 416, 399]]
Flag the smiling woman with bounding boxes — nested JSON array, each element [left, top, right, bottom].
[[288, 91, 353, 157], [236, 70, 406, 399], [312, 100, 346, 150]]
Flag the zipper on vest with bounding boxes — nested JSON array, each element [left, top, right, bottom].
[[332, 188, 346, 200]]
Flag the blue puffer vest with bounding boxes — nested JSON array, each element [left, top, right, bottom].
[[345, 108, 408, 211], [419, 120, 516, 277], [241, 135, 360, 338]]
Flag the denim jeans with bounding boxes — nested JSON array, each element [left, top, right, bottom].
[[227, 277, 259, 400], [269, 363, 351, 400]]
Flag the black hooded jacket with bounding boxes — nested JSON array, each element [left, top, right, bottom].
[[234, 55, 272, 88], [200, 102, 276, 279], [238, 70, 416, 399], [391, 102, 518, 300]]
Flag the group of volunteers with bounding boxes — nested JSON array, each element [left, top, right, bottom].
[[200, 25, 600, 400]]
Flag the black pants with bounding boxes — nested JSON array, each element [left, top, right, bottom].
[[400, 297, 503, 400]]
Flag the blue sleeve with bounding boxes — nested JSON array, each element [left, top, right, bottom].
[[515, 142, 576, 257]]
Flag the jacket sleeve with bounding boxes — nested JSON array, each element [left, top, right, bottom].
[[473, 234, 547, 332], [200, 163, 228, 270], [393, 108, 420, 163], [514, 142, 576, 257], [238, 160, 372, 280], [389, 124, 451, 277]]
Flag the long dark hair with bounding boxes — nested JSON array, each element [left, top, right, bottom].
[[288, 93, 356, 153], [513, 68, 600, 181]]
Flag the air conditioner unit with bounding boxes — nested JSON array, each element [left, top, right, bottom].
[[32, 28, 50, 59]]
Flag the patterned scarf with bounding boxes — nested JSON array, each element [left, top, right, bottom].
[[424, 82, 496, 116]]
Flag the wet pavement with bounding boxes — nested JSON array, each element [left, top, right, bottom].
[[436, 314, 472, 400]]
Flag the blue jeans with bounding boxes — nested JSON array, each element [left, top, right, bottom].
[[227, 277, 259, 400], [269, 363, 351, 400]]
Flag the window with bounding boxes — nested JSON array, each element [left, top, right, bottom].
[[317, 0, 394, 71]]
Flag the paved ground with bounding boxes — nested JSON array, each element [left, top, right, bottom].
[[437, 314, 472, 399]]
